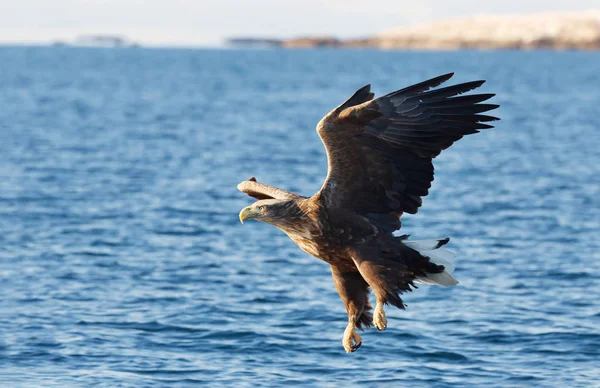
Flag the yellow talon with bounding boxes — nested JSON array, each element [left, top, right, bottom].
[[343, 323, 362, 353], [374, 304, 387, 331]]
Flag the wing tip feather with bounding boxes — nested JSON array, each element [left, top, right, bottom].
[[439, 72, 455, 82], [339, 84, 374, 110]]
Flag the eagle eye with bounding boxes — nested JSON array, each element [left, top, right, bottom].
[[258, 205, 266, 211]]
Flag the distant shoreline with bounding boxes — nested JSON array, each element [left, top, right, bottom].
[[227, 37, 600, 51], [228, 11, 600, 51], [3, 43, 599, 52]]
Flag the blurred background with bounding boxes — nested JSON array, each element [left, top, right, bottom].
[[1, 0, 599, 47], [0, 1, 599, 387]]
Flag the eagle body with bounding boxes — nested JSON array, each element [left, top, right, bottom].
[[237, 73, 499, 353]]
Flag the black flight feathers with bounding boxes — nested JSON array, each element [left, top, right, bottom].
[[381, 72, 456, 99], [358, 73, 499, 159], [328, 73, 499, 221]]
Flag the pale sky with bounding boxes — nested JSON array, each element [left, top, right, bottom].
[[0, 0, 598, 46]]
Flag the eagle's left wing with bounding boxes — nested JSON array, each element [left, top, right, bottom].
[[237, 177, 305, 201], [314, 73, 498, 232]]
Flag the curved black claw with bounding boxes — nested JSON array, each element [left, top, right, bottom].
[[349, 341, 361, 353]]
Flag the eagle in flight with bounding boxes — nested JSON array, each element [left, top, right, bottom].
[[237, 73, 498, 353]]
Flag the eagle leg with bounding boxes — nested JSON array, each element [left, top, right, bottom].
[[330, 266, 372, 353], [343, 321, 362, 353], [374, 302, 387, 331], [347, 244, 414, 333]]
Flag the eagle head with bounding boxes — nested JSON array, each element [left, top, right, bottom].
[[239, 199, 303, 227]]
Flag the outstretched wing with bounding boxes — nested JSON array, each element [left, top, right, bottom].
[[237, 177, 305, 201], [315, 73, 499, 232]]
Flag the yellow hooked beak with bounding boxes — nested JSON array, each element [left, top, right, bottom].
[[239, 207, 258, 224]]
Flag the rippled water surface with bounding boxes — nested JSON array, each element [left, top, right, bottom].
[[1, 47, 599, 387]]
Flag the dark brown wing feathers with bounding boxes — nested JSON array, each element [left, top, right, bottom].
[[316, 73, 499, 231]]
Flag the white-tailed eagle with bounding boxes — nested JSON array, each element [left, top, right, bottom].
[[238, 73, 498, 352]]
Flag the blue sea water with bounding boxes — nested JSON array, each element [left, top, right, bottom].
[[0, 46, 599, 387]]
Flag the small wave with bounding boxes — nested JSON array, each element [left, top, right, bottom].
[[420, 351, 470, 362], [152, 228, 220, 236], [76, 320, 204, 333]]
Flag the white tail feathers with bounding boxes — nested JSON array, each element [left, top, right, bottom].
[[405, 238, 459, 287], [413, 271, 459, 287]]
